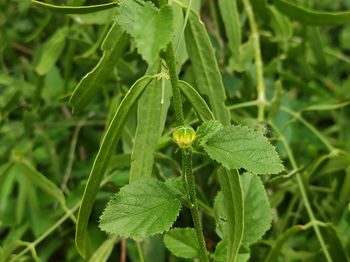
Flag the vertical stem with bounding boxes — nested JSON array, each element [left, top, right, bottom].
[[242, 0, 266, 121], [164, 42, 185, 126], [136, 241, 145, 262], [183, 151, 209, 262], [269, 122, 333, 262], [164, 42, 208, 261]]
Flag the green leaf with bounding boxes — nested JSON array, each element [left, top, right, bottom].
[[178, 80, 214, 122], [35, 27, 68, 76], [31, 0, 119, 14], [116, 1, 174, 65], [202, 125, 284, 175], [88, 236, 118, 262], [218, 0, 241, 63], [240, 172, 272, 245], [14, 159, 65, 205], [217, 167, 244, 262], [185, 11, 230, 125], [70, 23, 129, 113], [268, 6, 293, 47], [196, 120, 223, 144], [213, 240, 250, 262], [163, 227, 200, 259], [75, 76, 156, 258], [130, 61, 168, 182], [215, 172, 273, 247], [99, 178, 181, 238], [273, 0, 350, 26], [264, 225, 306, 262]]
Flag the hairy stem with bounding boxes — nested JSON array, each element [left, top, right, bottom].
[[164, 42, 185, 126], [183, 150, 209, 262], [242, 0, 266, 121]]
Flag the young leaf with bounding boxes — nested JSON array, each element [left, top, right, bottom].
[[75, 76, 156, 258], [31, 0, 119, 14], [99, 178, 181, 238], [240, 172, 273, 245], [14, 159, 65, 206], [70, 23, 129, 113], [217, 167, 244, 262], [130, 61, 168, 182], [35, 27, 68, 76], [202, 125, 284, 175], [273, 0, 350, 26], [116, 1, 174, 65], [185, 11, 231, 125], [163, 227, 200, 259], [178, 80, 214, 122]]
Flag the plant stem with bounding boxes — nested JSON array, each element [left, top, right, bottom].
[[242, 0, 266, 121], [164, 42, 185, 126], [183, 150, 209, 262], [269, 121, 333, 262], [136, 241, 145, 262]]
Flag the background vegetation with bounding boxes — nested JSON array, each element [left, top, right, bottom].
[[1, 0, 350, 261]]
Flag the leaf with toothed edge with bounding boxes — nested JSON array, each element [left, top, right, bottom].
[[99, 178, 181, 239], [201, 125, 284, 175]]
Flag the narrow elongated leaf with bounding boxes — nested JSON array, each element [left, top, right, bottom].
[[217, 167, 244, 262], [99, 178, 181, 238], [273, 0, 350, 26], [75, 76, 156, 258], [185, 11, 230, 125], [130, 61, 167, 182], [218, 0, 241, 63], [202, 125, 284, 175], [88, 236, 118, 262], [31, 0, 119, 14], [35, 27, 68, 75], [163, 228, 199, 259], [70, 23, 129, 113], [14, 159, 65, 205], [240, 172, 272, 245], [116, 1, 174, 65], [178, 80, 214, 122]]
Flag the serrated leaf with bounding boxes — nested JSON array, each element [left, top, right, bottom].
[[202, 125, 284, 175], [70, 22, 129, 113], [116, 1, 174, 65], [100, 178, 181, 238], [196, 120, 223, 144], [240, 172, 272, 245], [163, 227, 199, 259]]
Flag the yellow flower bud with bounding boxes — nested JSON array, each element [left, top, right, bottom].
[[172, 126, 196, 149]]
